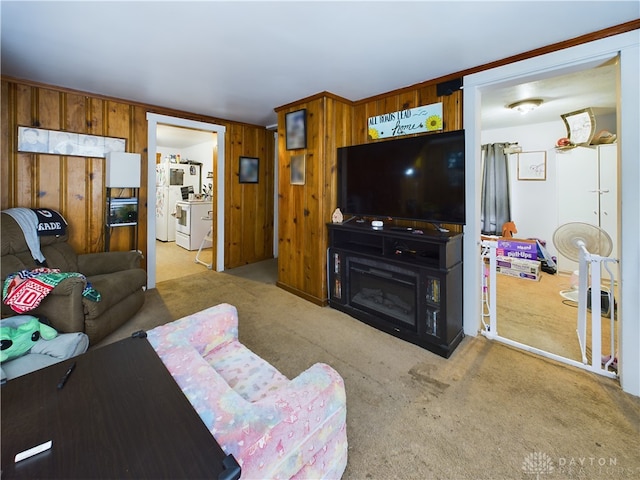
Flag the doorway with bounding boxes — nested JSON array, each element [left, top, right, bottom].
[[155, 125, 217, 283], [462, 31, 640, 396], [146, 113, 227, 289], [478, 61, 619, 366]]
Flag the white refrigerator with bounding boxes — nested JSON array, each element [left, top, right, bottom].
[[156, 163, 202, 241]]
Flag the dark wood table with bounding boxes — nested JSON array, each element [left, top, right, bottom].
[[1, 335, 240, 479]]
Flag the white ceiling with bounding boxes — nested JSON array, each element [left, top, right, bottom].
[[1, 1, 638, 130], [156, 124, 217, 149], [480, 58, 618, 130]]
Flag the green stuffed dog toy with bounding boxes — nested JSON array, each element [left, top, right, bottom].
[[0, 316, 58, 363]]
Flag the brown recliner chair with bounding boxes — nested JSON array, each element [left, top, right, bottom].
[[1, 212, 147, 345]]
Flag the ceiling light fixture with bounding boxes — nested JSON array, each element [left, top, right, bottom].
[[508, 99, 543, 114]]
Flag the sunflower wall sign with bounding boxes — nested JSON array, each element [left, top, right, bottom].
[[367, 103, 443, 140]]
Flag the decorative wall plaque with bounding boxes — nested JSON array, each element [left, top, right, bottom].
[[367, 103, 443, 140]]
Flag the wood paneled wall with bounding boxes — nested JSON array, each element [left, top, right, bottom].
[[224, 123, 275, 268], [1, 78, 275, 272], [275, 85, 463, 305], [276, 94, 353, 304], [352, 84, 462, 143], [352, 83, 464, 235]]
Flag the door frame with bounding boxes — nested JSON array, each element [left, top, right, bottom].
[[146, 113, 227, 288], [271, 129, 279, 258], [463, 31, 640, 396]]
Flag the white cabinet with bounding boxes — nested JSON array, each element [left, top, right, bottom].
[[556, 144, 618, 275]]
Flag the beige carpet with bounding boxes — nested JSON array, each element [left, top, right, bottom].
[[97, 266, 639, 480]]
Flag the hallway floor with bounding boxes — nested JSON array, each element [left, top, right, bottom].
[[155, 240, 212, 283], [155, 240, 277, 285]]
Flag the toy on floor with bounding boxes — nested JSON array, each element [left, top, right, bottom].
[[501, 221, 517, 238]]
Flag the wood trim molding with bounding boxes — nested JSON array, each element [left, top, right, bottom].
[[276, 281, 328, 307], [274, 91, 354, 112]]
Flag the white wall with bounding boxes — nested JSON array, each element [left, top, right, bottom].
[[157, 146, 182, 160], [181, 141, 214, 173], [157, 140, 215, 194], [482, 120, 562, 260], [182, 141, 215, 194]]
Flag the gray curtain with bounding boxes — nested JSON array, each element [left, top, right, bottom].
[[481, 143, 511, 235]]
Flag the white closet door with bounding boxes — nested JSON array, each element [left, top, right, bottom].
[[557, 147, 599, 225], [598, 144, 617, 257], [556, 145, 618, 278], [556, 147, 599, 273]]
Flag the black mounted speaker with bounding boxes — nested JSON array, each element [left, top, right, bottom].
[[436, 78, 462, 96]]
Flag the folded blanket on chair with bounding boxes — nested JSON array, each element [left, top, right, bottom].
[[3, 208, 45, 263], [2, 268, 100, 314], [3, 208, 68, 263]]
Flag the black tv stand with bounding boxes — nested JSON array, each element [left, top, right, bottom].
[[327, 222, 463, 358]]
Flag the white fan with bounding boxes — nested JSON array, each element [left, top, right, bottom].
[[553, 222, 612, 302], [553, 222, 617, 368]]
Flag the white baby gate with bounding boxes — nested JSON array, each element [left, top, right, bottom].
[[480, 240, 618, 379]]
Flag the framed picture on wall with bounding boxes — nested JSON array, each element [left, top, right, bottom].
[[517, 151, 547, 181], [17, 126, 125, 157], [285, 109, 307, 150], [239, 156, 259, 183], [290, 154, 306, 185]]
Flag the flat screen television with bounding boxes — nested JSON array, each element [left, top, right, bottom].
[[337, 130, 466, 225]]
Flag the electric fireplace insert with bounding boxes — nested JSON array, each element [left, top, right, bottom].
[[327, 222, 463, 358]]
